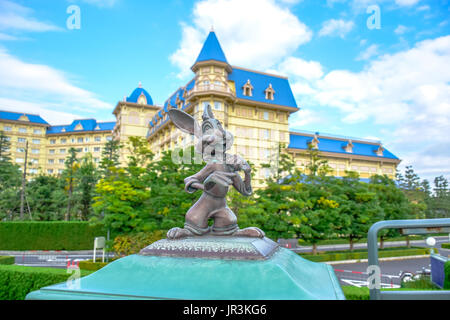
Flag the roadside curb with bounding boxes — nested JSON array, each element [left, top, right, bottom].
[[325, 254, 431, 265]]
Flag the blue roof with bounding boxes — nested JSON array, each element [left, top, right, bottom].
[[288, 133, 399, 160], [126, 86, 153, 105], [194, 31, 228, 65], [228, 67, 298, 109], [47, 119, 115, 134], [0, 110, 49, 125]]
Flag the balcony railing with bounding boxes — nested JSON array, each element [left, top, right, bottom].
[[188, 84, 233, 96]]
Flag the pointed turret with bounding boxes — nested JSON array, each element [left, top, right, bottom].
[[191, 31, 232, 73]]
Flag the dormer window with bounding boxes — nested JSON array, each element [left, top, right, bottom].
[[308, 134, 319, 149], [137, 93, 147, 105], [19, 115, 29, 122], [243, 79, 253, 97], [343, 140, 353, 153], [74, 123, 83, 131], [265, 83, 275, 100], [375, 145, 384, 156]]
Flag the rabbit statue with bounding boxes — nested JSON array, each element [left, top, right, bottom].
[[166, 104, 265, 239]]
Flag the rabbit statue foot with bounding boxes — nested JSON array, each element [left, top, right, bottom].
[[233, 227, 265, 238], [166, 227, 194, 240]]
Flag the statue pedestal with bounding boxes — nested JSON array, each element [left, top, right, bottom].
[[26, 237, 345, 300]]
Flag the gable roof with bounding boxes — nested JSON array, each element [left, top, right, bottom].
[[228, 67, 298, 109], [288, 132, 399, 160], [126, 86, 154, 105], [47, 119, 115, 134], [0, 110, 49, 125]]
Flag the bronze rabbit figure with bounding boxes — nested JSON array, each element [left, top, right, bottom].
[[166, 104, 265, 239]]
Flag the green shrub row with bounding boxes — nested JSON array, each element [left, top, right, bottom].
[[0, 256, 15, 265], [0, 265, 92, 300], [442, 243, 450, 249], [445, 261, 450, 290], [0, 221, 106, 250], [341, 286, 370, 300], [300, 247, 435, 262], [78, 260, 110, 271]]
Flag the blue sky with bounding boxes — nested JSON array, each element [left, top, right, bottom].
[[0, 0, 449, 181]]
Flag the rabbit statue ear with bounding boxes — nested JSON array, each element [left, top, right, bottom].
[[168, 109, 201, 137], [202, 104, 215, 121]]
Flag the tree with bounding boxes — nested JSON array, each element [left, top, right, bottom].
[[99, 139, 121, 178], [305, 144, 332, 177], [74, 153, 98, 221], [62, 148, 79, 221]]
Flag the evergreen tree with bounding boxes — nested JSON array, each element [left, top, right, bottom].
[[62, 148, 79, 221], [74, 153, 98, 221], [99, 139, 121, 177]]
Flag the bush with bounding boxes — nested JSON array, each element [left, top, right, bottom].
[[112, 231, 165, 256], [0, 265, 92, 300], [445, 261, 450, 290], [442, 243, 450, 249], [78, 259, 110, 271], [0, 256, 14, 265], [300, 247, 435, 262], [0, 221, 105, 250], [341, 286, 369, 300], [400, 276, 439, 289]]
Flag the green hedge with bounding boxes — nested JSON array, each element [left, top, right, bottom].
[[341, 286, 369, 300], [0, 222, 106, 250], [300, 247, 436, 262], [442, 243, 450, 249], [0, 256, 15, 265], [445, 261, 450, 290], [78, 260, 110, 271], [0, 265, 92, 300]]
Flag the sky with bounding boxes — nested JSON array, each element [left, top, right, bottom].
[[0, 0, 449, 182]]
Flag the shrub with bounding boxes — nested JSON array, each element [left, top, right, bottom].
[[0, 221, 105, 250], [442, 243, 450, 249], [112, 231, 165, 256], [0, 256, 14, 265], [300, 247, 435, 262], [78, 259, 110, 271], [0, 265, 92, 300], [341, 286, 369, 300], [445, 261, 450, 290], [400, 276, 439, 289]]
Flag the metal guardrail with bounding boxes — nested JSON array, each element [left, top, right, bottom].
[[367, 218, 450, 300]]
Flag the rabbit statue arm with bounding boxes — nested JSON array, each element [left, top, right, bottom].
[[184, 163, 215, 193], [232, 171, 252, 196]]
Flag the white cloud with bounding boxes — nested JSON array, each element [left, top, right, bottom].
[[394, 25, 409, 35], [0, 48, 113, 122], [72, 0, 119, 8], [0, 0, 61, 32], [318, 19, 355, 38], [280, 35, 450, 180], [170, 0, 312, 78], [416, 5, 430, 11], [356, 44, 379, 60], [278, 57, 324, 80], [394, 0, 420, 6]]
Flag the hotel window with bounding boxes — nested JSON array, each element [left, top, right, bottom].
[[3, 126, 11, 131], [71, 138, 75, 143], [33, 129, 41, 134], [60, 138, 67, 144], [16, 148, 25, 153], [47, 169, 54, 174], [4, 136, 10, 141], [242, 80, 253, 97], [95, 136, 101, 142], [106, 136, 112, 141], [31, 149, 39, 154], [94, 147, 101, 152], [59, 159, 64, 164], [263, 111, 269, 121], [49, 149, 55, 154], [50, 139, 56, 145], [18, 137, 26, 143], [60, 149, 66, 154], [31, 159, 38, 165], [94, 158, 99, 163], [58, 169, 63, 174], [84, 147, 88, 152], [76, 148, 82, 152], [85, 137, 90, 142], [77, 137, 83, 143], [16, 158, 24, 163], [19, 128, 27, 133], [48, 159, 54, 164], [259, 129, 270, 140], [32, 139, 40, 144], [213, 101, 222, 111], [29, 168, 38, 174]]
